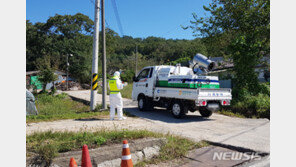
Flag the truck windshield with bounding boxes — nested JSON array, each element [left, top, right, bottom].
[[137, 68, 150, 80]]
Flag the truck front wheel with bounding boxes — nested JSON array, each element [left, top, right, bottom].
[[138, 95, 153, 111], [171, 101, 188, 119], [199, 107, 213, 118]]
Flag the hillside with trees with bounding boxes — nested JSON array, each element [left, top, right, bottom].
[[26, 13, 208, 83]]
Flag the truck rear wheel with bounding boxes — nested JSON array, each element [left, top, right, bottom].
[[199, 107, 213, 118], [171, 101, 188, 119]]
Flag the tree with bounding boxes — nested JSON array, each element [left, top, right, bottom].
[[38, 68, 58, 92], [27, 13, 95, 84], [187, 0, 270, 98], [26, 21, 55, 71]]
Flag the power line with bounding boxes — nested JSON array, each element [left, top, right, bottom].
[[105, 19, 110, 28], [111, 0, 124, 36], [89, 0, 95, 6], [88, 0, 110, 29]]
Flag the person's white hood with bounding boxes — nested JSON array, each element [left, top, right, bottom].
[[114, 71, 120, 78]]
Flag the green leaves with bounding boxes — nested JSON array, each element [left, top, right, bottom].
[[188, 0, 269, 94], [187, 0, 270, 117], [38, 67, 58, 91], [45, 13, 94, 38]]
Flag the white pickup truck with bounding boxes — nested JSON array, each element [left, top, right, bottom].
[[132, 54, 232, 118]]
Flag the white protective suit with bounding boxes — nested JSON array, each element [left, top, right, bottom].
[[26, 89, 38, 115], [108, 71, 127, 120]]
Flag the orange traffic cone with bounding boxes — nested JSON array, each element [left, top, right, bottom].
[[81, 144, 92, 167], [121, 140, 133, 167], [69, 157, 78, 167]]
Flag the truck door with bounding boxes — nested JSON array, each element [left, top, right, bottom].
[[132, 67, 154, 99]]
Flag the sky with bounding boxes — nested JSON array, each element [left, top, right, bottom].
[[26, 0, 211, 40]]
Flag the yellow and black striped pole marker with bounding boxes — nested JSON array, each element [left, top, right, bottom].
[[92, 73, 98, 90]]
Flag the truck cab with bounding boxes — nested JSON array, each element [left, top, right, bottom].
[[132, 65, 170, 101]]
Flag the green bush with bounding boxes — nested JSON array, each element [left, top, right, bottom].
[[230, 83, 270, 118], [257, 82, 270, 96], [231, 92, 270, 119], [49, 87, 57, 95], [120, 83, 133, 99], [121, 70, 135, 83], [36, 142, 58, 167], [38, 68, 58, 91], [170, 57, 191, 66]]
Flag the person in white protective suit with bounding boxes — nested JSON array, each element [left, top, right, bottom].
[[108, 71, 128, 120]]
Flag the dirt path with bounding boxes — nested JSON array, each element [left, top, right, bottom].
[[27, 90, 270, 153]]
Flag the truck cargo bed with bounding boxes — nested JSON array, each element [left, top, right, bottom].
[[154, 87, 232, 101]]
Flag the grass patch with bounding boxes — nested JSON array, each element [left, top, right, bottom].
[[98, 82, 133, 99], [217, 109, 246, 118], [135, 138, 209, 167], [27, 129, 208, 166], [27, 129, 161, 155], [27, 129, 161, 163], [26, 93, 109, 123], [120, 83, 133, 99]]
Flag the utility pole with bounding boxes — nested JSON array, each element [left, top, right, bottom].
[[66, 54, 69, 90], [135, 45, 138, 76], [66, 54, 73, 91], [90, 0, 100, 111], [101, 0, 107, 109]]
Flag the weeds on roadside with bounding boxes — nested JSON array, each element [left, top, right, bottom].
[[36, 142, 58, 166], [135, 135, 209, 167], [27, 129, 207, 167], [217, 109, 246, 118], [26, 93, 108, 123], [26, 129, 160, 156]]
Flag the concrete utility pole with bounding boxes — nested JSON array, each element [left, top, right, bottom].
[[135, 45, 138, 76], [66, 54, 69, 90], [66, 54, 73, 90], [101, 0, 107, 109], [90, 0, 100, 111]]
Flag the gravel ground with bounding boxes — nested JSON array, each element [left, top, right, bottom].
[[27, 90, 270, 153]]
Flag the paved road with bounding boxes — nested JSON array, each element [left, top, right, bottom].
[[27, 90, 270, 154]]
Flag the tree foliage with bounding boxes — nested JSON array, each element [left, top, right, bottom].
[[38, 68, 58, 91], [187, 0, 270, 98], [27, 13, 208, 84]]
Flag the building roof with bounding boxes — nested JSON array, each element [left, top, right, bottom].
[[26, 71, 40, 75], [26, 70, 66, 76], [54, 70, 66, 75]]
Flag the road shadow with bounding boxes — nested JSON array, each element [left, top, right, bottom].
[[68, 94, 213, 123], [124, 107, 214, 124], [74, 118, 108, 121], [69, 95, 90, 105]]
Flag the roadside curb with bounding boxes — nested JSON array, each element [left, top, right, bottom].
[[27, 138, 166, 167], [206, 141, 269, 156]]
